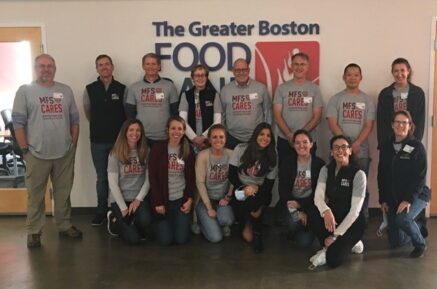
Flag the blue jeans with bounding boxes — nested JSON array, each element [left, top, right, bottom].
[[386, 195, 428, 250], [91, 142, 113, 214], [155, 198, 192, 246], [196, 200, 234, 243], [356, 157, 370, 220], [284, 209, 314, 248], [110, 201, 152, 244]]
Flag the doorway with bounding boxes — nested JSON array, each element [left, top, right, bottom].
[[0, 26, 52, 214]]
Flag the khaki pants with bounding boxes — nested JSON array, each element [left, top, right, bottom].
[[25, 146, 76, 234]]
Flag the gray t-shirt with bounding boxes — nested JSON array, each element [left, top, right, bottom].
[[273, 80, 323, 140], [392, 85, 409, 112], [220, 79, 272, 142], [12, 81, 79, 159], [179, 91, 222, 136], [126, 78, 178, 140], [292, 157, 312, 199], [107, 150, 146, 202], [168, 145, 185, 201], [205, 150, 230, 200], [229, 143, 277, 186], [326, 90, 375, 158]]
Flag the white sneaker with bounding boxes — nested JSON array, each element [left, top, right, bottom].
[[106, 211, 119, 237], [308, 248, 326, 270], [351, 240, 364, 254], [191, 223, 201, 235], [222, 226, 231, 237]]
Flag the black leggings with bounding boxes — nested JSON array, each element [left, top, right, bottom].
[[232, 189, 271, 234], [309, 208, 365, 268]]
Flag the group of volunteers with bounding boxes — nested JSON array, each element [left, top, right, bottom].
[[13, 51, 429, 269]]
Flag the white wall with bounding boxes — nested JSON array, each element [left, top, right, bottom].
[[0, 0, 435, 207]]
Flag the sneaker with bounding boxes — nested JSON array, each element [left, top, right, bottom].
[[59, 226, 83, 239], [106, 211, 119, 237], [191, 223, 201, 235], [308, 248, 326, 270], [91, 213, 106, 226], [409, 246, 427, 258], [351, 240, 364, 254], [222, 226, 231, 237], [27, 234, 41, 248]]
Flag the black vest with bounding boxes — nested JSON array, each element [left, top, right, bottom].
[[326, 162, 360, 222], [86, 78, 126, 143], [185, 83, 216, 134]]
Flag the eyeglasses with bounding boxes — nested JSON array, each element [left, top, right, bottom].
[[332, 144, 350, 151], [393, 120, 409, 126], [233, 68, 249, 74]]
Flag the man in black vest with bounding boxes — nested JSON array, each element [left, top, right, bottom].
[[83, 54, 126, 226]]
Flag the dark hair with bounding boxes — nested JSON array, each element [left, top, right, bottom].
[[191, 64, 209, 78], [329, 135, 352, 150], [95, 54, 113, 67], [292, 52, 309, 62], [292, 129, 313, 143], [239, 123, 277, 177], [207, 123, 226, 139], [142, 52, 161, 66], [343, 63, 362, 75], [166, 116, 191, 161], [391, 57, 412, 81], [392, 110, 415, 137], [111, 119, 148, 165]]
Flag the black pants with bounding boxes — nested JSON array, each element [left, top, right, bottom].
[[308, 207, 365, 268], [225, 133, 245, 150]]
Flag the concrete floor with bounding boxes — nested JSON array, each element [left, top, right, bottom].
[[0, 214, 436, 289]]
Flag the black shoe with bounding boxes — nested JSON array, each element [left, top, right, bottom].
[[409, 246, 427, 258], [27, 234, 41, 248], [91, 213, 106, 226], [253, 233, 264, 254]]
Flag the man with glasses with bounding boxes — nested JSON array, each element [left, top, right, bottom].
[[273, 52, 323, 162], [326, 63, 375, 221], [220, 58, 271, 149], [13, 54, 81, 248], [179, 64, 222, 152]]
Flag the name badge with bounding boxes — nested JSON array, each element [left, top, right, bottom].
[[400, 92, 408, 99], [53, 92, 64, 99], [155, 92, 165, 100], [111, 93, 120, 100], [249, 93, 258, 100], [305, 170, 311, 178], [356, 102, 365, 110], [303, 96, 313, 104], [403, 145, 415, 153], [194, 97, 199, 104]]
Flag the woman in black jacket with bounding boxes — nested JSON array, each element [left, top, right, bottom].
[[378, 110, 429, 258], [278, 129, 325, 248]]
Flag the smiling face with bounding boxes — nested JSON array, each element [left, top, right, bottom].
[[331, 138, 352, 166], [292, 55, 309, 81], [209, 128, 226, 151], [35, 55, 56, 86], [343, 66, 362, 90], [256, 128, 272, 149], [232, 59, 250, 85], [293, 133, 313, 157], [126, 123, 141, 148], [143, 56, 161, 79], [392, 63, 410, 86], [168, 120, 185, 144], [392, 113, 412, 141], [192, 67, 208, 90], [96, 57, 114, 79]]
